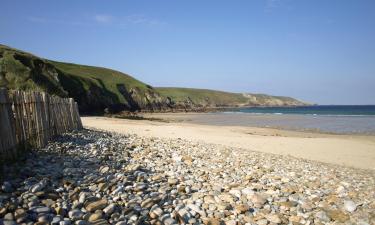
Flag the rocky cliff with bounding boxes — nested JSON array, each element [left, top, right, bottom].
[[0, 44, 309, 114]]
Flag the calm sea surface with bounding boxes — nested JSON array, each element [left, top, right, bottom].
[[229, 105, 375, 116], [188, 106, 375, 134]]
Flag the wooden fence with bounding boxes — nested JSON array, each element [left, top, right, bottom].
[[0, 89, 82, 163]]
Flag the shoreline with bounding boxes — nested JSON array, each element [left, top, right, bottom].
[[141, 112, 375, 136], [82, 116, 375, 170]]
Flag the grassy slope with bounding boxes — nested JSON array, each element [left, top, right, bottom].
[[0, 44, 308, 112], [0, 44, 161, 112], [0, 45, 68, 96], [50, 61, 150, 104], [157, 87, 249, 106]]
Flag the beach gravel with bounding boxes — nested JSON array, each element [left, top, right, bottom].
[[0, 129, 374, 225]]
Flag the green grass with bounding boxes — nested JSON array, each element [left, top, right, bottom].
[[0, 43, 308, 113], [50, 61, 149, 104], [0, 44, 67, 96], [156, 87, 249, 106]]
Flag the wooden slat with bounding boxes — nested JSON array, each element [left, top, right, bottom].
[[0, 89, 82, 163]]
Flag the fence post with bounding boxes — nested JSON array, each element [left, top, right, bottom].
[[1, 90, 82, 166], [0, 88, 17, 163]]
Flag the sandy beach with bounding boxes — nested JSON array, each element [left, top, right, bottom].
[[82, 115, 375, 170]]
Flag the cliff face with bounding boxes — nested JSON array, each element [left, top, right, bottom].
[[0, 44, 309, 114], [242, 93, 309, 107], [156, 88, 309, 109], [0, 45, 172, 113]]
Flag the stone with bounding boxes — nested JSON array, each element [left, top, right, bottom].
[[182, 155, 194, 165], [88, 213, 103, 222], [344, 200, 357, 212], [68, 209, 84, 220], [79, 193, 86, 204], [75, 220, 89, 225], [55, 207, 67, 217], [100, 166, 110, 174], [42, 199, 55, 207], [4, 212, 14, 221], [32, 206, 51, 214], [85, 199, 108, 212], [14, 208, 26, 220], [225, 220, 237, 225], [289, 215, 301, 223], [1, 182, 13, 193], [59, 220, 72, 225], [141, 198, 155, 208], [326, 210, 350, 223], [266, 214, 282, 224], [187, 204, 207, 217], [134, 183, 148, 191], [0, 129, 373, 225], [51, 216, 62, 225], [168, 178, 178, 185], [149, 205, 163, 219], [30, 179, 48, 193], [315, 211, 330, 222], [250, 194, 267, 206], [204, 195, 216, 204], [229, 189, 241, 198], [176, 208, 191, 223], [3, 221, 17, 225], [241, 187, 254, 196], [115, 222, 127, 225], [103, 203, 116, 215], [203, 218, 222, 225], [235, 204, 250, 214]]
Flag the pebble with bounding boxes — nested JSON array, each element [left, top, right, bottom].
[[68, 209, 84, 220], [0, 129, 373, 225], [103, 203, 116, 215], [85, 199, 107, 212], [266, 214, 282, 224], [149, 205, 163, 218], [344, 200, 357, 212], [1, 182, 13, 193]]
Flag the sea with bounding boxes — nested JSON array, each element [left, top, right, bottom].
[[190, 105, 375, 134]]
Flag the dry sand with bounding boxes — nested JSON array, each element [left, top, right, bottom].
[[81, 116, 375, 170]]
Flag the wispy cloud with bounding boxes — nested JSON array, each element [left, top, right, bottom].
[[27, 13, 166, 28], [94, 14, 113, 23], [266, 0, 282, 9], [28, 16, 48, 23], [265, 0, 291, 12], [123, 14, 166, 26], [27, 16, 89, 26]]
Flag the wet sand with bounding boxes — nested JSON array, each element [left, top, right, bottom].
[[82, 116, 375, 170]]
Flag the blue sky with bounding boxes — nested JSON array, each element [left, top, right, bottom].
[[1, 0, 374, 104]]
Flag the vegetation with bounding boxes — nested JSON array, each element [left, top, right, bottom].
[[0, 44, 308, 114], [156, 87, 249, 106]]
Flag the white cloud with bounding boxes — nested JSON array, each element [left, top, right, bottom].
[[265, 0, 286, 12], [27, 13, 165, 28], [27, 16, 48, 23], [123, 14, 166, 27], [94, 14, 113, 23]]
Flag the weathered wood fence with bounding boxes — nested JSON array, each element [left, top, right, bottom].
[[0, 89, 82, 163]]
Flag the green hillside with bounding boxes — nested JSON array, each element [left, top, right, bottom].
[[156, 87, 249, 107], [0, 44, 308, 113], [0, 44, 167, 113]]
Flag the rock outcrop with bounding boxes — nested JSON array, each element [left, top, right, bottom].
[[0, 44, 310, 114]]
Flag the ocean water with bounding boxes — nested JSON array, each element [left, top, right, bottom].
[[228, 105, 375, 116], [183, 106, 375, 134]]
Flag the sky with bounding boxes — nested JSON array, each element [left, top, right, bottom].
[[1, 0, 374, 105]]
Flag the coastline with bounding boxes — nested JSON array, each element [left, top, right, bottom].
[[82, 116, 375, 170], [140, 112, 375, 135]]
